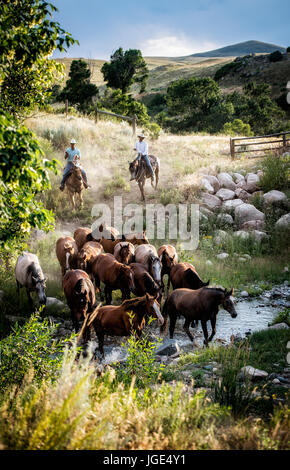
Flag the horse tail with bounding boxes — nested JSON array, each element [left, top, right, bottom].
[[77, 303, 101, 345]]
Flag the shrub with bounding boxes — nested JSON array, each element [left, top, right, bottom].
[[269, 51, 283, 62], [259, 153, 290, 192], [287, 47, 290, 53], [223, 119, 253, 136], [214, 61, 240, 81], [0, 314, 75, 391]]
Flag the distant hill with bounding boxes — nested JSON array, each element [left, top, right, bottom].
[[190, 40, 286, 57]]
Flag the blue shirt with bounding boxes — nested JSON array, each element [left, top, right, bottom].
[[65, 147, 81, 163]]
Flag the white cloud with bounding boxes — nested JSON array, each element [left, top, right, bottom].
[[139, 34, 218, 57]]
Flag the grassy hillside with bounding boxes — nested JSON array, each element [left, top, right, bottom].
[[190, 40, 286, 57]]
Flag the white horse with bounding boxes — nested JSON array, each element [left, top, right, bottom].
[[134, 244, 162, 286], [15, 252, 47, 308]]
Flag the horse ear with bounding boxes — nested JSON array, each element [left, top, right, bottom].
[[204, 280, 210, 286], [32, 276, 37, 283], [229, 288, 234, 296]]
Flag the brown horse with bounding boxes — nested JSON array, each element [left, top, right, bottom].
[[74, 227, 93, 250], [158, 245, 178, 293], [78, 294, 164, 357], [124, 231, 149, 245], [91, 253, 135, 304], [63, 269, 96, 332], [77, 241, 103, 273], [56, 236, 78, 276], [130, 263, 162, 302], [114, 242, 135, 265], [161, 287, 237, 346], [129, 155, 160, 201], [169, 262, 209, 290], [65, 163, 84, 210]]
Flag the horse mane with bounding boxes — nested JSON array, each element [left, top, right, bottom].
[[203, 287, 225, 294], [26, 262, 43, 282], [75, 278, 89, 294], [121, 296, 146, 310]]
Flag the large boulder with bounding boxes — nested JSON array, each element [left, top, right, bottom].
[[222, 199, 244, 211], [240, 366, 268, 382], [235, 188, 251, 202], [233, 172, 245, 183], [217, 252, 229, 260], [252, 230, 268, 242], [215, 188, 235, 201], [233, 230, 250, 240], [203, 175, 220, 193], [213, 230, 228, 245], [217, 213, 234, 225], [245, 173, 260, 193], [201, 193, 222, 211], [200, 206, 214, 218], [241, 220, 265, 230], [275, 213, 290, 231], [263, 190, 287, 204], [201, 177, 214, 194], [235, 203, 265, 227], [217, 172, 236, 191]]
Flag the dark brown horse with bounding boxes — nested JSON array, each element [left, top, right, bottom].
[[130, 263, 162, 302], [161, 287, 237, 346], [63, 269, 96, 332], [169, 262, 209, 290], [158, 245, 178, 293], [129, 155, 160, 201], [78, 294, 164, 357], [91, 253, 135, 304], [114, 242, 135, 265]]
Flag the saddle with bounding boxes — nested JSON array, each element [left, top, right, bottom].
[[136, 155, 155, 181]]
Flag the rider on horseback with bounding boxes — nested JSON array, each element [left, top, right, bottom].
[[134, 133, 154, 182], [60, 138, 89, 191]]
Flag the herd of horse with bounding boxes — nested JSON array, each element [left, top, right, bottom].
[[14, 223, 237, 357]]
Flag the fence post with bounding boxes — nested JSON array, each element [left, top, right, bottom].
[[65, 99, 68, 118], [132, 114, 137, 136], [95, 106, 98, 123], [282, 133, 287, 152], [230, 138, 235, 160]]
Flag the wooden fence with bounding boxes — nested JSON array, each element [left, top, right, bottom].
[[94, 107, 137, 136], [230, 131, 290, 159]]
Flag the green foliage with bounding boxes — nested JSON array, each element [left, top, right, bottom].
[[270, 309, 290, 327], [115, 313, 164, 388], [259, 153, 290, 192], [101, 48, 149, 93], [248, 329, 290, 373], [0, 114, 60, 250], [59, 59, 98, 111], [100, 88, 150, 125], [0, 0, 77, 118], [269, 50, 283, 62], [214, 60, 241, 81], [223, 119, 253, 136], [0, 313, 75, 391]]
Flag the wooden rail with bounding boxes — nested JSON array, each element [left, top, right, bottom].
[[230, 131, 290, 159], [94, 107, 137, 136]]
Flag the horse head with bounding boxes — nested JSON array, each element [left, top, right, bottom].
[[144, 293, 164, 326], [32, 275, 47, 305], [221, 288, 237, 318], [120, 244, 131, 265], [148, 255, 161, 285], [129, 160, 138, 180], [120, 265, 135, 292], [75, 279, 90, 314], [185, 268, 208, 289]]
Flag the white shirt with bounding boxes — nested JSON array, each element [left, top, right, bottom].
[[135, 140, 148, 155]]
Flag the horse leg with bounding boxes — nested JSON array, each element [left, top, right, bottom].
[[105, 286, 112, 305], [71, 310, 80, 333], [97, 331, 105, 358], [26, 289, 33, 311], [139, 180, 145, 201], [155, 168, 159, 190], [208, 316, 216, 343], [69, 192, 75, 210], [79, 191, 83, 209], [95, 276, 104, 301], [183, 318, 194, 342], [169, 311, 177, 339], [201, 319, 209, 347]]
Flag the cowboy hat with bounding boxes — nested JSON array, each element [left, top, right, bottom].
[[70, 138, 77, 144], [137, 133, 145, 138]]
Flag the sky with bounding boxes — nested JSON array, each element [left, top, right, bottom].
[[51, 0, 290, 59]]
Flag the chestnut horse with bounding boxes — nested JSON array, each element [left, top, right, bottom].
[[78, 294, 164, 357], [114, 242, 135, 265], [56, 236, 78, 276], [169, 262, 209, 290], [65, 163, 84, 210], [161, 287, 237, 346], [158, 245, 178, 293], [74, 227, 93, 250], [91, 253, 135, 304], [124, 231, 149, 245], [129, 155, 160, 201], [130, 263, 162, 303], [77, 241, 103, 274]]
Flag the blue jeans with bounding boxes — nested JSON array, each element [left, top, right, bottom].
[[136, 154, 154, 177], [61, 162, 88, 186]]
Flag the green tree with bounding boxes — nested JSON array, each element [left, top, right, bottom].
[[101, 48, 149, 93], [59, 59, 98, 111], [0, 1, 76, 250], [165, 77, 229, 133], [223, 119, 253, 136], [100, 88, 150, 125], [0, 0, 77, 118]]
